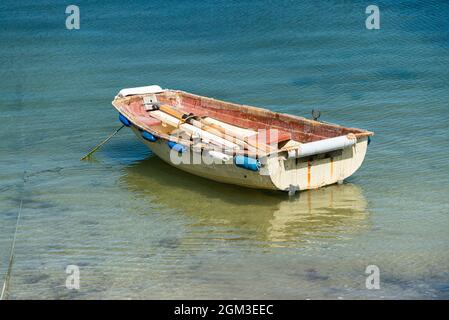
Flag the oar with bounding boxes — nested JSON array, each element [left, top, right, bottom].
[[157, 104, 275, 154], [200, 117, 276, 153], [156, 105, 249, 149], [80, 125, 125, 160]]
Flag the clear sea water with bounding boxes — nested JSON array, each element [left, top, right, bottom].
[[1, 0, 448, 299]]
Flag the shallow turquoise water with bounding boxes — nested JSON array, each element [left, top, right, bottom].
[[0, 0, 448, 299]]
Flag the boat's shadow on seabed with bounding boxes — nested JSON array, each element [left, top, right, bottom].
[[121, 156, 370, 247]]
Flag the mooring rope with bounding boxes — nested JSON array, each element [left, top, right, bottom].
[[0, 189, 24, 300]]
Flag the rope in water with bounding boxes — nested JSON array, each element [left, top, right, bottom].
[[80, 125, 125, 160], [1, 199, 23, 300]]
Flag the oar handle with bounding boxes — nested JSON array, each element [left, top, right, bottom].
[[159, 105, 184, 120]]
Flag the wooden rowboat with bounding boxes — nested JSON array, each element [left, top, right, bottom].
[[112, 85, 373, 194]]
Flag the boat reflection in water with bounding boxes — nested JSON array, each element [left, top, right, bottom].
[[122, 156, 369, 248]]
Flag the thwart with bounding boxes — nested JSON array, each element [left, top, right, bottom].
[[111, 85, 373, 194]]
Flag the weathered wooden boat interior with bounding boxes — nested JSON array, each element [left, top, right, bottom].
[[159, 90, 370, 142], [114, 89, 373, 157]]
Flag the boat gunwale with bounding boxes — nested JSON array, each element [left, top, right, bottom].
[[171, 89, 374, 139], [111, 88, 374, 159]]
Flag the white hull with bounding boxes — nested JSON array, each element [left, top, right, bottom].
[[131, 127, 369, 192]]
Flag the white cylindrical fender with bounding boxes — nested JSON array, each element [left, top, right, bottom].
[[287, 134, 356, 158], [117, 85, 164, 97]]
